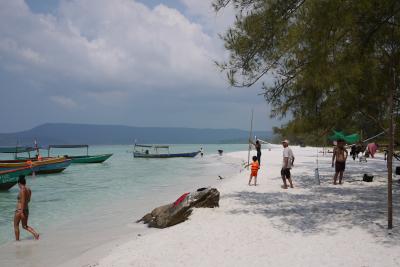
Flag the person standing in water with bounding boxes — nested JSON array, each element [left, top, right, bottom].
[[249, 139, 262, 167], [281, 140, 295, 189], [332, 139, 348, 185], [14, 176, 39, 241]]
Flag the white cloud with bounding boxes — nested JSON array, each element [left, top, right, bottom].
[[50, 95, 78, 109], [0, 0, 225, 95], [0, 0, 279, 132]]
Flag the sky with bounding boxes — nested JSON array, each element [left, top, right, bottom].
[[0, 0, 283, 133]]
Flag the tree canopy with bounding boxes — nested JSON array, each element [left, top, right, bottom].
[[214, 0, 400, 145]]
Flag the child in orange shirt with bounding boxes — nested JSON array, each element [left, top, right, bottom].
[[249, 156, 259, 186]]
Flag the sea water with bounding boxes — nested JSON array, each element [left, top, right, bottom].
[[0, 144, 246, 266]]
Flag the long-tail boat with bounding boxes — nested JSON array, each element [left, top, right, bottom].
[[47, 145, 113, 163], [0, 167, 33, 190], [0, 147, 72, 174], [133, 144, 200, 158], [0, 157, 72, 174]]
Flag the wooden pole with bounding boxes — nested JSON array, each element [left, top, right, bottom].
[[388, 83, 394, 229], [247, 109, 254, 169], [387, 13, 397, 230]]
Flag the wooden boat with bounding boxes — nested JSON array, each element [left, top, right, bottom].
[[47, 145, 113, 163], [133, 144, 200, 158], [0, 146, 72, 174], [0, 157, 72, 174], [0, 167, 33, 190]]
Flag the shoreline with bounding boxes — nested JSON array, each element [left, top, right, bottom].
[[93, 146, 400, 267], [0, 147, 244, 267]]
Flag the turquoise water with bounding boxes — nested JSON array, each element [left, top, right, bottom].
[[0, 144, 246, 246]]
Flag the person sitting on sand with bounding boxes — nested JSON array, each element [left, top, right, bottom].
[[14, 176, 39, 241], [281, 140, 294, 189], [248, 156, 259, 186], [332, 139, 348, 185]]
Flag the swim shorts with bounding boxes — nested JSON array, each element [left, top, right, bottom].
[[335, 161, 346, 172], [281, 168, 291, 178]]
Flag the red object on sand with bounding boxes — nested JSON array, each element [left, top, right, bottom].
[[173, 192, 190, 207]]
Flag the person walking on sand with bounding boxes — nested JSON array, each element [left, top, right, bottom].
[[332, 139, 348, 185], [246, 156, 259, 186], [14, 176, 39, 241], [249, 139, 262, 167], [281, 140, 295, 189]]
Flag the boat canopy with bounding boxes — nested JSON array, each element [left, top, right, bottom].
[[48, 144, 89, 156], [0, 147, 36, 153], [134, 144, 169, 149], [48, 145, 89, 149]]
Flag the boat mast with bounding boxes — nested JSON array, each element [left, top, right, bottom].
[[247, 109, 254, 169]]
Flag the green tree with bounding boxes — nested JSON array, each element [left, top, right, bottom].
[[214, 0, 399, 142], [214, 0, 400, 228]]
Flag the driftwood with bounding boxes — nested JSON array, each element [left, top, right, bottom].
[[137, 187, 220, 228]]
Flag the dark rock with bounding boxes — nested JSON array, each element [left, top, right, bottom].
[[137, 187, 220, 228]]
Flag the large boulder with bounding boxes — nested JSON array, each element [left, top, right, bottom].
[[137, 187, 220, 228]]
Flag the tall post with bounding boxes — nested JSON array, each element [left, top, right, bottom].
[[388, 83, 394, 229], [387, 12, 397, 230], [247, 109, 254, 169]]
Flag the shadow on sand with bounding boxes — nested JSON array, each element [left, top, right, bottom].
[[223, 172, 400, 245]]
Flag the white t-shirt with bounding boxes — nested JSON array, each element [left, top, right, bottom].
[[282, 147, 294, 168]]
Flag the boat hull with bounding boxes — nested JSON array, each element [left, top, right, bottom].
[[133, 151, 200, 158], [0, 167, 32, 190], [0, 158, 72, 174], [68, 154, 113, 163]]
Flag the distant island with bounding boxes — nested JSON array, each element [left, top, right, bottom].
[[0, 123, 273, 146]]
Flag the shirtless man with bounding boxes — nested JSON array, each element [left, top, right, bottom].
[[332, 140, 348, 185]]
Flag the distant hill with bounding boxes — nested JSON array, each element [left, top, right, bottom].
[[0, 123, 273, 146]]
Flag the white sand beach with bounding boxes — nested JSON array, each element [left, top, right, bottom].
[[83, 145, 400, 267]]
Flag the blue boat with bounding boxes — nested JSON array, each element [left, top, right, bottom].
[[0, 146, 72, 174], [0, 157, 72, 174], [32, 157, 72, 174], [133, 144, 200, 158]]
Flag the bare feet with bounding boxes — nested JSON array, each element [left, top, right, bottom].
[[35, 233, 40, 240], [281, 185, 288, 189]]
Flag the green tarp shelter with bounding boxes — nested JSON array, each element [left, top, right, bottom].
[[329, 131, 360, 144]]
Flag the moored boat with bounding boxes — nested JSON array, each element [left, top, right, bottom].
[[0, 157, 72, 174], [0, 167, 32, 190], [0, 146, 72, 174], [47, 145, 113, 163], [133, 144, 200, 158]]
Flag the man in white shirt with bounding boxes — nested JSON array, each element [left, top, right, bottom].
[[281, 140, 295, 189]]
